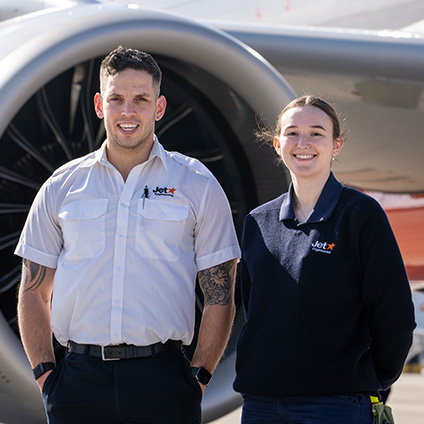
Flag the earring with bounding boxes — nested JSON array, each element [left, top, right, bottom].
[[331, 155, 335, 161]]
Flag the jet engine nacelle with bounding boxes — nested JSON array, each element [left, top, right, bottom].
[[0, 3, 295, 423]]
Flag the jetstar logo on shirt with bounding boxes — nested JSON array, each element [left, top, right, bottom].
[[153, 186, 176, 197], [311, 240, 335, 254]]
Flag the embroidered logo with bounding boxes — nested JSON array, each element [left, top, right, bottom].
[[153, 186, 176, 197], [311, 240, 335, 254]]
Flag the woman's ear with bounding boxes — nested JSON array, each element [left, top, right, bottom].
[[274, 136, 281, 157], [332, 137, 344, 157]]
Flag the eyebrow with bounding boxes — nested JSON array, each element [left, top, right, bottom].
[[285, 125, 327, 131], [108, 91, 152, 98], [311, 125, 326, 131]]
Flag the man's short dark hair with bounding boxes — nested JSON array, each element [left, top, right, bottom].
[[100, 46, 162, 95]]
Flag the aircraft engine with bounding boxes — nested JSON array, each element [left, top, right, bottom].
[[0, 3, 295, 423]]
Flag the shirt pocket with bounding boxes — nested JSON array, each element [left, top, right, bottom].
[[136, 199, 189, 261], [58, 199, 108, 261]]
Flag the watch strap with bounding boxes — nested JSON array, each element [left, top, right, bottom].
[[32, 362, 56, 380]]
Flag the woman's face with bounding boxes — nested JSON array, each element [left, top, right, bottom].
[[274, 105, 343, 181]]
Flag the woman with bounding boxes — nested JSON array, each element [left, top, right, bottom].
[[233, 96, 416, 423]]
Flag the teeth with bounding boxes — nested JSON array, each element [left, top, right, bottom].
[[296, 154, 314, 159], [119, 124, 137, 131]]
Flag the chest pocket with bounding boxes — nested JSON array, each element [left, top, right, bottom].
[[58, 199, 108, 261], [136, 199, 189, 261]]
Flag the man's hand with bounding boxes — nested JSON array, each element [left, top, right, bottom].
[[36, 370, 53, 394], [197, 381, 206, 396]]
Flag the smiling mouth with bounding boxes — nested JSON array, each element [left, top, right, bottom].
[[294, 154, 315, 160], [118, 123, 139, 132]]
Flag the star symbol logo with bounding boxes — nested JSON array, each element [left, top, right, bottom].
[[168, 187, 176, 195], [327, 243, 336, 251]]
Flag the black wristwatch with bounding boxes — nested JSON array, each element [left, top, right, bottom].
[[32, 362, 56, 380], [190, 366, 212, 386]]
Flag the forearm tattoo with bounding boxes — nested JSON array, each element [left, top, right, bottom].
[[22, 260, 47, 292], [199, 260, 235, 306]]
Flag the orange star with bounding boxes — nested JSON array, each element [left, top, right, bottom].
[[168, 187, 176, 195], [327, 243, 336, 251]]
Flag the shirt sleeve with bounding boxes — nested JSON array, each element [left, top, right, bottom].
[[194, 177, 240, 271], [14, 178, 62, 269], [359, 199, 416, 389]]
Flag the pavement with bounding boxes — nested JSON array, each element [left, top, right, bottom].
[[211, 371, 424, 424]]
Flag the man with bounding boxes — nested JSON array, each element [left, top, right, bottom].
[[16, 46, 240, 424]]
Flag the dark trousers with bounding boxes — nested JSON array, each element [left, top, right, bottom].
[[42, 349, 202, 424], [241, 393, 373, 424]]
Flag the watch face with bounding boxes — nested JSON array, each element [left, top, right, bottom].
[[192, 367, 212, 385]]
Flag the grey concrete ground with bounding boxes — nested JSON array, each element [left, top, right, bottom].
[[211, 371, 424, 424]]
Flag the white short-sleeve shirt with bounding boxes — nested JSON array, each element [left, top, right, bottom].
[[15, 137, 241, 347]]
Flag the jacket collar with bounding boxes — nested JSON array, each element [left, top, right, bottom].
[[279, 172, 343, 224]]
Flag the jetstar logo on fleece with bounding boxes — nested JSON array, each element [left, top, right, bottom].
[[311, 240, 335, 254], [153, 186, 176, 197]]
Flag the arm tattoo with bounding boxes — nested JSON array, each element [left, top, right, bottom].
[[199, 260, 234, 306], [22, 260, 47, 292]]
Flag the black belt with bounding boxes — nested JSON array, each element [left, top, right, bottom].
[[68, 340, 181, 361]]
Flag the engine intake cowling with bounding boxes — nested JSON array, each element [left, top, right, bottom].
[[0, 4, 295, 423]]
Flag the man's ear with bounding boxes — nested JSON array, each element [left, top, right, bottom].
[[94, 93, 104, 119], [155, 95, 167, 121]]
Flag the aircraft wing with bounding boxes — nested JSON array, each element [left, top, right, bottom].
[[217, 21, 424, 193]]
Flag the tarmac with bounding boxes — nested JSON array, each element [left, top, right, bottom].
[[211, 371, 424, 424]]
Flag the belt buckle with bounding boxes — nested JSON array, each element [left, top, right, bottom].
[[101, 346, 120, 361]]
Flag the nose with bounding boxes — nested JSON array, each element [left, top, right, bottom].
[[121, 100, 136, 117], [297, 133, 309, 148]]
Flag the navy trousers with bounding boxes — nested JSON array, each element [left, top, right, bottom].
[[42, 349, 202, 424], [241, 393, 374, 424]]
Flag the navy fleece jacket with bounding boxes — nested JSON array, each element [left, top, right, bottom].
[[234, 173, 415, 397]]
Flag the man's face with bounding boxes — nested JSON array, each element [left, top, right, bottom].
[[94, 68, 166, 153]]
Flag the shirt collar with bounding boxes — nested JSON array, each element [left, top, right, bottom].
[[75, 143, 105, 168], [279, 172, 343, 224], [149, 135, 168, 171], [80, 135, 168, 171]]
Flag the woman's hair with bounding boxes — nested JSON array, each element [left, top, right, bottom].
[[257, 95, 345, 145]]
